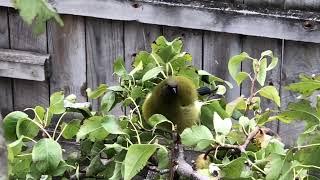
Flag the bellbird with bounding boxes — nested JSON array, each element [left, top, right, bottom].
[[142, 76, 200, 133]]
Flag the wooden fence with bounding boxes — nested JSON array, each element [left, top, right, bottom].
[[0, 0, 320, 146]]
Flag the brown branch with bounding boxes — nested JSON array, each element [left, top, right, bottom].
[[168, 131, 210, 180], [204, 126, 261, 159], [174, 144, 210, 180]]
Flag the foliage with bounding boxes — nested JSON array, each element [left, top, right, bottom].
[[12, 0, 63, 34], [3, 36, 320, 179]]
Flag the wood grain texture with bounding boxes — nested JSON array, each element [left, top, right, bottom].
[[124, 21, 161, 69], [203, 31, 242, 101], [244, 0, 285, 8], [284, 0, 320, 10], [241, 36, 283, 131], [278, 41, 320, 147], [86, 17, 124, 110], [9, 11, 49, 110], [48, 15, 86, 102], [0, 48, 49, 81], [0, 7, 12, 116], [163, 26, 203, 69], [1, 0, 319, 43]]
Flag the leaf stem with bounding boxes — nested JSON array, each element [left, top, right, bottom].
[[22, 136, 37, 143], [56, 124, 68, 141], [26, 118, 52, 138], [53, 112, 67, 139]]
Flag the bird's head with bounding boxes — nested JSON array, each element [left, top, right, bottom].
[[156, 76, 198, 106]]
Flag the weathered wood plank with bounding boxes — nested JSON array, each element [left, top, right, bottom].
[[48, 15, 86, 102], [203, 31, 242, 101], [163, 27, 203, 69], [1, 0, 319, 43], [86, 18, 124, 110], [9, 11, 49, 110], [241, 36, 283, 132], [244, 0, 285, 8], [0, 7, 12, 116], [124, 21, 161, 69], [0, 48, 49, 81], [278, 41, 320, 147], [284, 0, 320, 10]]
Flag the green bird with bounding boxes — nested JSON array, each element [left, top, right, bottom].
[[142, 76, 201, 133]]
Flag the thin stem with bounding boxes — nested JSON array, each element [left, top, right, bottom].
[[128, 119, 141, 144], [56, 124, 67, 141], [150, 53, 167, 78], [45, 108, 50, 126], [249, 159, 266, 175], [53, 112, 67, 139], [244, 72, 257, 116], [27, 118, 52, 138], [23, 136, 37, 143], [17, 153, 32, 157], [294, 143, 320, 149], [128, 97, 143, 127]]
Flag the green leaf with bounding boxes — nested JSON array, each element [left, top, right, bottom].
[[213, 112, 232, 135], [228, 52, 249, 81], [181, 125, 214, 151], [61, 119, 81, 139], [130, 86, 145, 100], [142, 66, 163, 82], [51, 161, 72, 176], [100, 91, 116, 112], [124, 144, 158, 180], [147, 114, 173, 131], [7, 136, 24, 161], [156, 146, 169, 169], [276, 100, 320, 129], [34, 106, 46, 123], [239, 116, 250, 128], [258, 86, 280, 107], [16, 118, 39, 139], [76, 116, 109, 142], [257, 58, 267, 86], [235, 72, 250, 86], [265, 154, 284, 180], [86, 155, 105, 176], [101, 115, 126, 135], [221, 157, 246, 178], [3, 111, 28, 142], [32, 138, 63, 173], [286, 76, 320, 97], [110, 162, 122, 180], [13, 0, 63, 34], [113, 57, 127, 77], [267, 57, 278, 71], [49, 91, 65, 114], [216, 85, 226, 95], [226, 97, 246, 117], [86, 84, 108, 99]]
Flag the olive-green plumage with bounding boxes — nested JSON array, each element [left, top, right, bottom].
[[142, 76, 200, 133]]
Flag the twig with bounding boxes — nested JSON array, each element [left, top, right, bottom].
[[168, 131, 210, 180], [174, 144, 210, 180], [204, 126, 260, 159]]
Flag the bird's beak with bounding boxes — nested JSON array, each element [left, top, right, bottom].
[[172, 87, 177, 94]]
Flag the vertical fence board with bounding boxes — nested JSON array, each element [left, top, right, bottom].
[[278, 41, 320, 146], [48, 15, 86, 102], [9, 11, 49, 110], [203, 32, 242, 101], [242, 37, 283, 131], [124, 22, 161, 69], [86, 18, 123, 110], [163, 27, 203, 69], [0, 7, 12, 116]]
